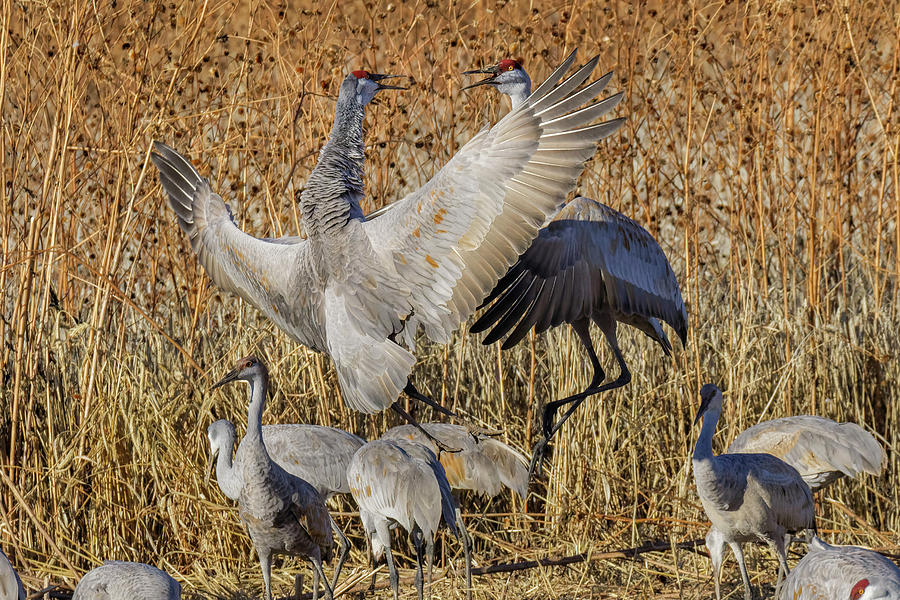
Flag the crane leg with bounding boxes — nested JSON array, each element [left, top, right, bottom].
[[310, 556, 333, 600], [728, 541, 754, 600], [329, 516, 350, 592], [311, 560, 320, 600], [426, 536, 435, 600], [456, 508, 472, 600], [412, 526, 426, 600], [770, 535, 790, 600], [529, 319, 629, 478], [404, 380, 458, 418], [258, 549, 274, 600], [376, 522, 400, 600], [391, 401, 462, 454]]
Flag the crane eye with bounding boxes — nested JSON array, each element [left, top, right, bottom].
[[507, 65, 514, 71]]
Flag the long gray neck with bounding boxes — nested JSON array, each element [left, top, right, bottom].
[[299, 80, 366, 231], [245, 372, 268, 442], [508, 81, 531, 110], [693, 405, 721, 462], [215, 434, 242, 501]]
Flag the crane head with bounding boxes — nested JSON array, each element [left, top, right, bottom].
[[852, 580, 870, 599], [853, 577, 900, 599], [345, 70, 407, 107], [462, 58, 531, 100], [207, 419, 237, 457], [694, 383, 723, 426], [211, 355, 267, 390]]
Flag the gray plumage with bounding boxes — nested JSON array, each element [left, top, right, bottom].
[[727, 415, 885, 492], [779, 537, 900, 599], [211, 357, 337, 600], [207, 419, 365, 500], [693, 384, 816, 600], [72, 562, 180, 600], [707, 415, 886, 586], [348, 439, 470, 600], [152, 52, 625, 416], [464, 58, 686, 473], [0, 549, 24, 600], [382, 423, 528, 499]]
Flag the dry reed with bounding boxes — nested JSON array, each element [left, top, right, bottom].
[[1, 0, 898, 598]]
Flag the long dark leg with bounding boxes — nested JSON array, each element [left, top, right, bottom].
[[329, 516, 350, 591], [310, 556, 333, 600], [456, 508, 472, 600], [391, 400, 462, 454], [293, 574, 305, 600], [412, 526, 425, 600], [538, 318, 605, 438], [530, 317, 630, 478], [404, 380, 457, 418], [376, 521, 399, 600], [426, 536, 435, 600], [311, 560, 320, 600]]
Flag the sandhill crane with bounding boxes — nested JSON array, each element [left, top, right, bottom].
[[348, 439, 470, 600], [151, 53, 626, 437], [779, 536, 900, 599], [463, 58, 687, 474], [211, 356, 338, 600], [706, 415, 886, 581], [693, 384, 816, 600], [72, 562, 180, 600], [0, 549, 24, 600], [382, 423, 528, 499], [206, 419, 362, 588]]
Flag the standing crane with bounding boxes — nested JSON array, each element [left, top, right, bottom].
[[151, 53, 626, 436], [706, 415, 885, 580], [693, 384, 816, 600], [206, 419, 362, 589], [0, 549, 24, 600], [779, 537, 900, 599], [462, 58, 687, 474], [211, 356, 338, 600], [348, 439, 470, 600], [72, 562, 180, 600], [382, 423, 528, 499]]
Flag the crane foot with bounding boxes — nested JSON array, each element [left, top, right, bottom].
[[528, 438, 550, 479]]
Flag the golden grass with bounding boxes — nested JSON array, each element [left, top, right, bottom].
[[1, 0, 898, 598]]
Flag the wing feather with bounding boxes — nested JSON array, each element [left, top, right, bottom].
[[472, 197, 687, 348], [150, 142, 325, 351], [728, 416, 885, 492], [364, 51, 626, 349]]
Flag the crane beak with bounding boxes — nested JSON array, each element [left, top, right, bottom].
[[205, 453, 215, 487], [369, 73, 408, 91], [211, 367, 240, 390], [462, 66, 499, 90], [693, 396, 711, 426]]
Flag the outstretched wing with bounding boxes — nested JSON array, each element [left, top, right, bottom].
[[150, 142, 326, 351], [471, 196, 687, 349], [363, 51, 625, 345]]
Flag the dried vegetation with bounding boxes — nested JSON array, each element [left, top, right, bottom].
[[1, 0, 898, 598]]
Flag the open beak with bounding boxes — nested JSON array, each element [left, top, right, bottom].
[[369, 73, 408, 91], [211, 367, 240, 390], [462, 66, 499, 90]]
